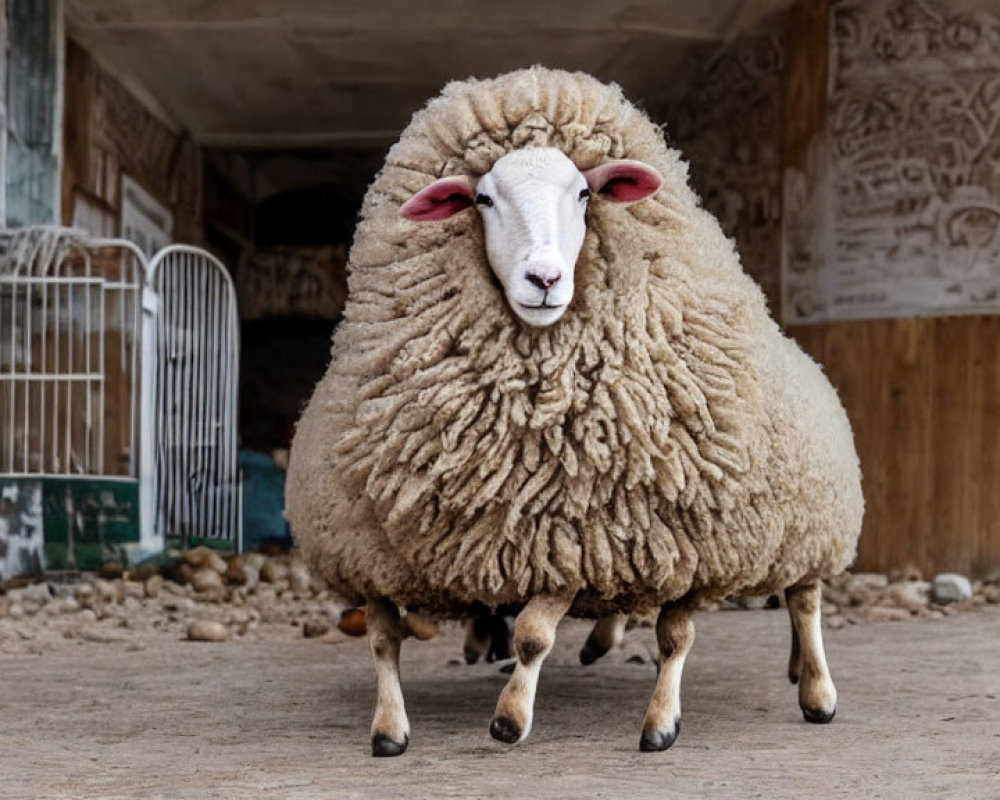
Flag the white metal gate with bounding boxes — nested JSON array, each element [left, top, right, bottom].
[[1, 227, 242, 569], [147, 246, 241, 550]]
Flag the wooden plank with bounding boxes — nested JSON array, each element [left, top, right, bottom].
[[792, 316, 1000, 579]]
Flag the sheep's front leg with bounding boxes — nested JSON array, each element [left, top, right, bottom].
[[640, 603, 695, 752], [489, 594, 573, 744], [786, 582, 837, 723], [366, 597, 410, 757], [579, 613, 627, 665]]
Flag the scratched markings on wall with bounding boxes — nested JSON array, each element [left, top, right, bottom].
[[668, 34, 784, 313], [787, 0, 1000, 323]]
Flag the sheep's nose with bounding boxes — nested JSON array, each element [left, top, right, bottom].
[[525, 271, 561, 290]]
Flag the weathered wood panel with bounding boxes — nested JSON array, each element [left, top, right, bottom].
[[791, 317, 1000, 579]]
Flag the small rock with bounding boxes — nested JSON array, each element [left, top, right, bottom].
[[74, 583, 95, 600], [240, 563, 260, 590], [738, 595, 770, 610], [187, 620, 229, 642], [130, 558, 162, 582], [183, 546, 228, 575], [981, 585, 1000, 604], [338, 607, 367, 637], [228, 609, 251, 625], [850, 572, 890, 590], [8, 603, 25, 620], [260, 560, 288, 584], [21, 583, 53, 605], [931, 573, 973, 605], [61, 597, 80, 614], [821, 602, 838, 616], [99, 560, 124, 580], [191, 568, 225, 594], [885, 581, 930, 612], [123, 596, 142, 611], [163, 597, 196, 613], [124, 581, 145, 600], [288, 563, 313, 595], [303, 620, 330, 639], [225, 555, 246, 585], [402, 613, 439, 641], [78, 608, 98, 624], [825, 614, 847, 630], [145, 575, 164, 598], [94, 579, 120, 603]]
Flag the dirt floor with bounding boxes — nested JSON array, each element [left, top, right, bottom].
[[3, 604, 999, 800]]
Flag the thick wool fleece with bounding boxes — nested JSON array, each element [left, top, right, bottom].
[[286, 67, 863, 617]]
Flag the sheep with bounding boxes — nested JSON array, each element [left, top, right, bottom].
[[285, 66, 863, 757]]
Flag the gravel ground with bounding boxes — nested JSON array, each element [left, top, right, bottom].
[[1, 596, 998, 800]]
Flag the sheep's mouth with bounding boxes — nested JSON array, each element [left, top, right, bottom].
[[517, 302, 566, 310]]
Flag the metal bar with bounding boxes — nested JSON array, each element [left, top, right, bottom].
[[22, 269, 31, 471], [6, 265, 16, 471], [39, 266, 48, 473]]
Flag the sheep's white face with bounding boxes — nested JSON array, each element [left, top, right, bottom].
[[400, 147, 663, 327]]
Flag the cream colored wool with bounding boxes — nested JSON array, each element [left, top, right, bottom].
[[286, 67, 863, 617]]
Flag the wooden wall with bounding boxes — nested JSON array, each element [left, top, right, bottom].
[[781, 0, 1000, 578], [792, 318, 1000, 578]]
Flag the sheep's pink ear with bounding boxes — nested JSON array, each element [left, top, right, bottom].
[[400, 176, 477, 221], [583, 160, 663, 203]]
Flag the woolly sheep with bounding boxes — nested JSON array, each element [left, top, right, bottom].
[[286, 67, 864, 757]]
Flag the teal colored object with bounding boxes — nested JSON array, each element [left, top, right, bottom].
[[239, 450, 291, 551]]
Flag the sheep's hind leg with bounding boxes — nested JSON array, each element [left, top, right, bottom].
[[640, 604, 695, 752], [489, 594, 574, 744], [579, 613, 627, 665], [786, 581, 837, 723], [367, 598, 410, 757]]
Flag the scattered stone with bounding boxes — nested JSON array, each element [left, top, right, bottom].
[[885, 581, 930, 612], [8, 603, 25, 620], [145, 575, 165, 599], [850, 573, 890, 591], [260, 559, 288, 584], [821, 602, 838, 616], [74, 583, 95, 600], [78, 609, 98, 624], [825, 614, 847, 630], [403, 613, 439, 641], [21, 583, 53, 606], [61, 597, 80, 614], [303, 620, 330, 639], [288, 563, 313, 595], [94, 580, 120, 603], [99, 560, 124, 580], [183, 547, 228, 575], [225, 555, 246, 585], [191, 568, 225, 594], [187, 620, 229, 642], [853, 606, 911, 623], [240, 563, 260, 590], [338, 607, 367, 637], [130, 558, 162, 582], [124, 581, 145, 600], [738, 595, 770, 610], [163, 597, 196, 613], [932, 573, 973, 605]]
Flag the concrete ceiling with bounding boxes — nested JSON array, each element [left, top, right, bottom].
[[66, 0, 794, 149]]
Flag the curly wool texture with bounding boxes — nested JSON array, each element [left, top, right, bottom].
[[286, 68, 863, 617]]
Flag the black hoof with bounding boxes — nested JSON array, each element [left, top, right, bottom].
[[497, 660, 516, 674], [463, 646, 481, 665], [579, 645, 598, 666], [489, 715, 522, 744], [788, 671, 800, 685], [802, 706, 836, 724], [371, 733, 409, 757], [639, 721, 680, 752]]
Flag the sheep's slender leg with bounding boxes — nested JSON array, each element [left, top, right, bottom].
[[640, 604, 695, 752], [579, 613, 627, 665], [786, 581, 837, 723], [786, 595, 802, 684], [489, 594, 573, 744], [464, 613, 511, 664], [367, 597, 410, 757]]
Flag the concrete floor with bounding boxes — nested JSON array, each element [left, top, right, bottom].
[[1, 607, 998, 799]]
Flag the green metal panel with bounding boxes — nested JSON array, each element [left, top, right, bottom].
[[0, 476, 141, 574]]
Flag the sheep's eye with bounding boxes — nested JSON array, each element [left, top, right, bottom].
[[579, 188, 591, 201], [475, 193, 494, 207]]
